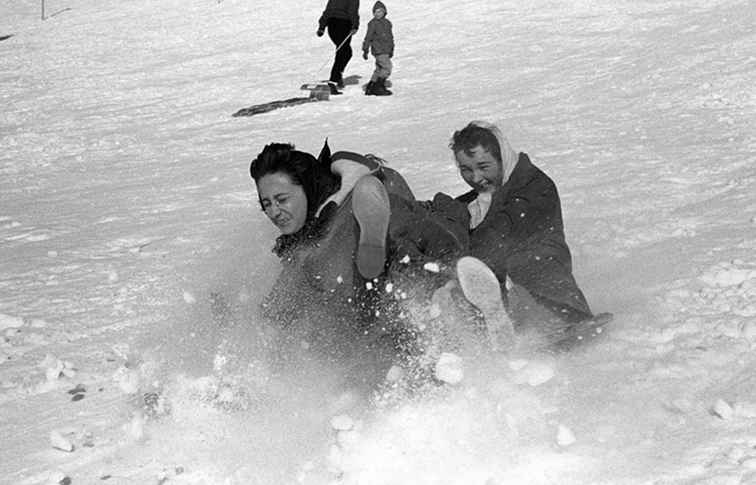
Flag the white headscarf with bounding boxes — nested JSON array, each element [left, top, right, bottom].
[[464, 121, 518, 229]]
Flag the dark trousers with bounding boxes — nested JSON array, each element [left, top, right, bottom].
[[326, 18, 353, 84]]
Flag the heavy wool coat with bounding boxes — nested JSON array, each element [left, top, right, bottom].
[[457, 152, 593, 321]]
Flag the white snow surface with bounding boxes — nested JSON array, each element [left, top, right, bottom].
[[1, 0, 756, 483]]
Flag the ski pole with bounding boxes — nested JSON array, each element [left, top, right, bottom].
[[314, 31, 355, 77]]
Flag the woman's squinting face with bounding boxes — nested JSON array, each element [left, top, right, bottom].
[[455, 145, 503, 193], [257, 172, 308, 235]]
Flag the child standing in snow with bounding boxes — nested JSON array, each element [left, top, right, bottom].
[[362, 1, 394, 96]]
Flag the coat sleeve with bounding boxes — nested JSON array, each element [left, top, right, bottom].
[[362, 21, 374, 53], [388, 19, 394, 56], [493, 177, 562, 252], [350, 0, 360, 30], [318, 11, 328, 31]]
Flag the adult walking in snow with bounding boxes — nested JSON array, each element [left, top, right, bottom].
[[449, 121, 610, 344], [317, 0, 360, 93], [362, 1, 394, 96]]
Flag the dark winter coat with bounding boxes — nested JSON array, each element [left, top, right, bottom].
[[263, 152, 466, 328], [457, 152, 593, 321], [319, 0, 360, 31]]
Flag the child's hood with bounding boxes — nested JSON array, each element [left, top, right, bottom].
[[373, 1, 386, 14]]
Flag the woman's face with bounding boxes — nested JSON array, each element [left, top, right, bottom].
[[455, 145, 503, 194], [257, 172, 308, 235]]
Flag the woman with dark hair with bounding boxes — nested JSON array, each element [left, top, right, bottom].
[[249, 142, 474, 351]]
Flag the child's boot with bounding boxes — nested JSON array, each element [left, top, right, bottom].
[[379, 78, 393, 95], [364, 81, 377, 96], [372, 78, 392, 96]]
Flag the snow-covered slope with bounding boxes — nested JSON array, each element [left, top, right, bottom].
[[1, 0, 755, 483]]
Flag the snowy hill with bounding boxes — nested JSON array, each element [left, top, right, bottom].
[[1, 0, 755, 483]]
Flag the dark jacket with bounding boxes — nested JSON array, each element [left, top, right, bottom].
[[457, 152, 592, 320], [264, 152, 466, 328], [362, 16, 394, 57], [319, 0, 360, 31]]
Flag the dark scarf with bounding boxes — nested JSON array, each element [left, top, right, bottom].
[[272, 201, 338, 259]]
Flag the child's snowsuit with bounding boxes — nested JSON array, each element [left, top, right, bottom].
[[362, 1, 394, 83]]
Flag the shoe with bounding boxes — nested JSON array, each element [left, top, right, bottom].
[[328, 82, 342, 95], [351, 175, 391, 279], [456, 256, 515, 351], [364, 81, 376, 96]]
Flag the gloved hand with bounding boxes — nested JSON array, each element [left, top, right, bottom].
[[316, 28, 324, 37], [362, 51, 368, 60], [349, 28, 358, 35]]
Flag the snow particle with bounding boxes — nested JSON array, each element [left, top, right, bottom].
[[113, 365, 140, 394], [556, 424, 576, 447], [330, 414, 354, 431], [385, 365, 403, 382], [423, 262, 440, 273], [711, 398, 734, 420], [434, 352, 464, 384], [50, 430, 74, 452]]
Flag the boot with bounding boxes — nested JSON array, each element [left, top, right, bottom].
[[352, 175, 391, 279], [456, 256, 515, 352], [364, 81, 377, 96], [373, 78, 392, 96], [380, 78, 393, 95], [327, 82, 342, 95]]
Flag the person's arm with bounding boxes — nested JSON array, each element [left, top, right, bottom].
[[491, 178, 561, 253], [388, 19, 394, 57], [317, 10, 328, 33], [362, 21, 374, 56], [350, 0, 360, 32]]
